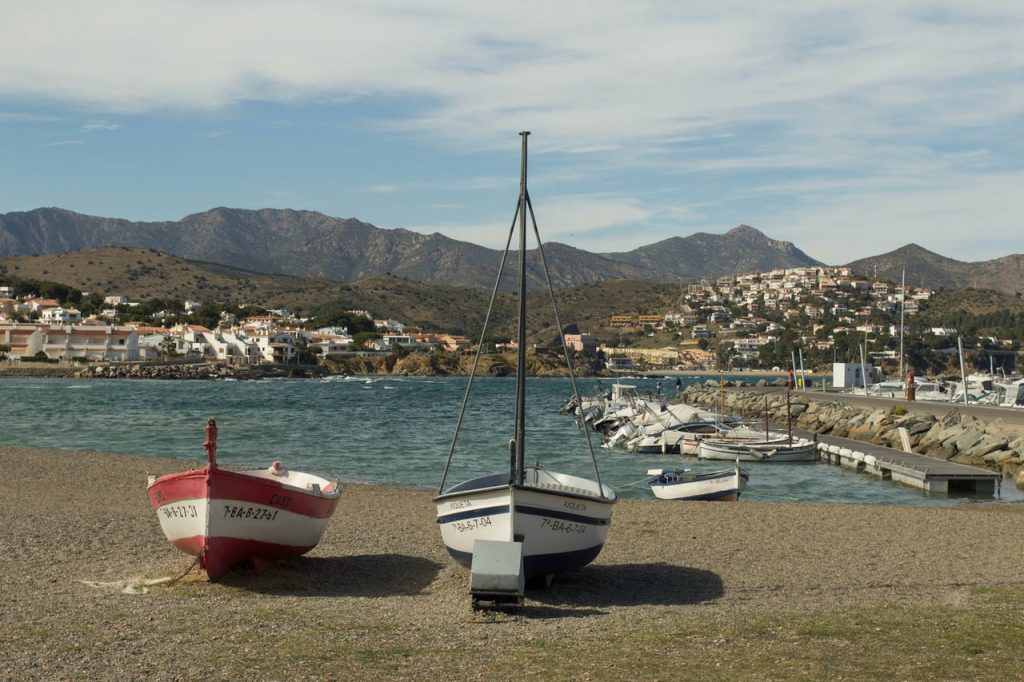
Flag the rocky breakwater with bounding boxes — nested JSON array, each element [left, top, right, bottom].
[[681, 383, 1024, 490], [80, 362, 328, 380]]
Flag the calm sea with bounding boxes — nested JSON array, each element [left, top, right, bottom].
[[3, 375, 1020, 505]]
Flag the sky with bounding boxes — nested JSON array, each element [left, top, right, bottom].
[[1, 1, 1023, 265]]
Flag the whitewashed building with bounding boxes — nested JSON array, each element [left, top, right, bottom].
[[0, 323, 139, 361]]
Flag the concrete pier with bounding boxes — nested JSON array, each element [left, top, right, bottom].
[[801, 429, 1001, 496]]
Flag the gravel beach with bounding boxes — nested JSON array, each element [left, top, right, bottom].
[[2, 445, 1022, 680]]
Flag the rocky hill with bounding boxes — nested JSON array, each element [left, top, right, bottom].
[[846, 244, 1024, 296], [604, 224, 821, 277]]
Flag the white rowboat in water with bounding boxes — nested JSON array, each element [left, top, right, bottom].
[[698, 437, 817, 462], [647, 462, 749, 501]]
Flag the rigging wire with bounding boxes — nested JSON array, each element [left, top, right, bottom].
[[436, 198, 520, 494], [525, 192, 608, 497]]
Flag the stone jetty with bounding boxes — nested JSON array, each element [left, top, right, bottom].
[[681, 383, 1024, 490], [0, 361, 327, 380]]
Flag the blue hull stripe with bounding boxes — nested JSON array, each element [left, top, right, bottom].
[[658, 488, 740, 501], [515, 504, 609, 526], [445, 543, 605, 579], [437, 505, 510, 525]]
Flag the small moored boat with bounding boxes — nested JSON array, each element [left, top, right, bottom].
[[147, 419, 341, 580], [647, 462, 749, 501], [698, 437, 817, 462]]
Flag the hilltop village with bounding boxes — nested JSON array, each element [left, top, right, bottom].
[[0, 265, 1018, 377]]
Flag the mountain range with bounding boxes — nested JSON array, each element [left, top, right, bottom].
[[0, 207, 1021, 295], [0, 207, 820, 290]]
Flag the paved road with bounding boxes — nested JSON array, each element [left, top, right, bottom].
[[733, 386, 1024, 427]]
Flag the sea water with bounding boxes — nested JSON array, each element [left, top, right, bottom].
[[2, 375, 1021, 505]]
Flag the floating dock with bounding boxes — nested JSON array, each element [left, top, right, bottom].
[[796, 429, 1002, 496]]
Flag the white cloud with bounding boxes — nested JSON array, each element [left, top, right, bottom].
[[44, 140, 83, 146], [80, 120, 122, 133], [762, 170, 1024, 264], [0, 112, 60, 123], [3, 3, 1021, 151], [2, 1, 1023, 260], [404, 193, 653, 249]]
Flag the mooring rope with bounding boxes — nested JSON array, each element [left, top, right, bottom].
[[78, 557, 199, 594]]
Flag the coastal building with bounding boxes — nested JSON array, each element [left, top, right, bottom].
[[171, 324, 215, 357], [598, 345, 678, 368], [832, 362, 882, 388], [0, 323, 139, 361], [40, 307, 82, 324], [637, 314, 665, 328], [437, 334, 472, 353], [25, 297, 60, 314], [371, 334, 437, 352], [131, 325, 171, 362], [206, 330, 261, 364], [610, 315, 634, 327], [565, 333, 597, 353], [252, 331, 296, 364], [605, 356, 633, 371], [310, 332, 353, 357], [733, 337, 773, 363]]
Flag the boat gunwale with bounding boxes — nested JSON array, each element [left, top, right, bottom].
[[148, 465, 341, 500], [434, 480, 617, 505]]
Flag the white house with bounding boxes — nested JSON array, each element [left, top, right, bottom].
[[371, 334, 436, 352], [310, 331, 353, 356], [206, 330, 260, 364], [171, 324, 215, 358], [40, 307, 82, 324], [251, 331, 296, 364]]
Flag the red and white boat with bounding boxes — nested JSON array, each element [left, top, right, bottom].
[[147, 419, 341, 580]]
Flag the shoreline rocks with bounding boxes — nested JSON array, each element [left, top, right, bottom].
[[0, 361, 329, 380]]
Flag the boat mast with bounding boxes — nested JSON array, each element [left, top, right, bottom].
[[513, 131, 530, 485], [898, 268, 906, 383]]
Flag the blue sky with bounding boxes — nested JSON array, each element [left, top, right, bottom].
[[2, 1, 1022, 264]]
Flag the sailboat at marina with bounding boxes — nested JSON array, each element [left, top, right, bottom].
[[434, 132, 616, 583]]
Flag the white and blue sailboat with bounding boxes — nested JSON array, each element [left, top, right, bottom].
[[434, 132, 616, 582]]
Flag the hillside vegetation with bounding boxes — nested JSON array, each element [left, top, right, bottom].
[[0, 248, 678, 340]]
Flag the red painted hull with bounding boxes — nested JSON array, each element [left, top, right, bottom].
[[148, 465, 340, 580]]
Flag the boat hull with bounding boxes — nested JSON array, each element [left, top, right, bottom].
[[698, 439, 817, 462], [435, 469, 615, 580], [649, 468, 749, 501], [147, 465, 340, 580]]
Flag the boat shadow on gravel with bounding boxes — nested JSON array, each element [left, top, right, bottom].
[[523, 563, 723, 616], [215, 554, 443, 597]]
